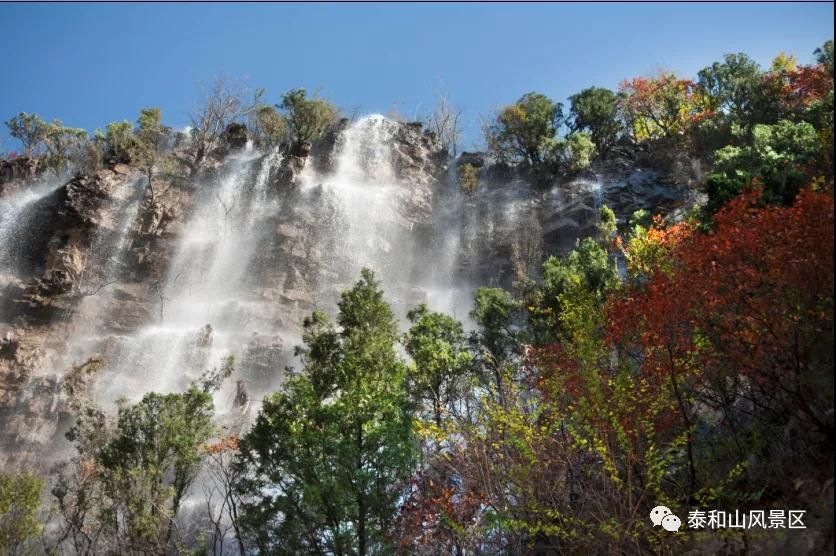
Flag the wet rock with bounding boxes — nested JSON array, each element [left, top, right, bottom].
[[448, 178, 543, 288], [0, 329, 49, 404], [539, 152, 692, 257], [234, 379, 249, 407], [60, 171, 121, 228], [0, 374, 65, 467], [179, 324, 214, 373], [269, 155, 307, 191], [311, 118, 350, 174], [388, 120, 448, 226], [98, 287, 155, 334], [241, 333, 285, 389], [5, 168, 150, 315], [195, 324, 213, 348], [485, 161, 513, 183], [222, 122, 249, 151], [457, 152, 486, 168], [0, 333, 19, 360], [36, 241, 86, 296], [294, 141, 312, 158]]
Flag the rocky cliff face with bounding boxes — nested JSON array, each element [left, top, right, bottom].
[[0, 116, 694, 469]]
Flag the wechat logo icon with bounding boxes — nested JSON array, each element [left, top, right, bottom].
[[650, 505, 682, 532]]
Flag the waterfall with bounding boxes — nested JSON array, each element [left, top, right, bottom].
[[301, 116, 412, 295], [2, 116, 547, 429], [85, 144, 284, 405], [0, 116, 555, 430], [73, 117, 469, 412], [297, 115, 472, 321]]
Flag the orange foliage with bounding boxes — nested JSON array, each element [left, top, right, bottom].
[[608, 188, 834, 434], [395, 472, 483, 553], [202, 434, 240, 454], [619, 72, 713, 140], [767, 63, 834, 112]]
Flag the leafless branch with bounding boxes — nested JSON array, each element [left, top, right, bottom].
[[425, 89, 462, 157], [188, 76, 247, 168]]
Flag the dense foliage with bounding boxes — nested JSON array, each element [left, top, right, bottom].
[[390, 188, 833, 554], [5, 112, 88, 172], [236, 270, 416, 555], [568, 86, 624, 155], [478, 40, 833, 202], [0, 471, 43, 555], [279, 88, 340, 153], [485, 92, 564, 166]]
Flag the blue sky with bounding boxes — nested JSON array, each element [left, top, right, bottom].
[[1, 2, 833, 152]]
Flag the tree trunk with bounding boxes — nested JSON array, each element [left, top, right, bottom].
[[356, 423, 366, 556]]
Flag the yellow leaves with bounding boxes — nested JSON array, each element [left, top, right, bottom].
[[457, 163, 480, 193], [624, 218, 694, 280], [501, 104, 529, 126], [771, 52, 799, 74], [810, 175, 827, 191], [413, 419, 448, 443]]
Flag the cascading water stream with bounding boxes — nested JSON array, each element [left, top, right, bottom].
[[69, 144, 284, 410], [298, 114, 471, 321], [75, 176, 147, 296], [301, 115, 406, 282], [0, 178, 65, 276]]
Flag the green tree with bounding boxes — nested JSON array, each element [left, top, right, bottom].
[[103, 120, 135, 163], [470, 287, 520, 370], [136, 107, 171, 153], [457, 162, 480, 193], [0, 471, 43, 555], [704, 119, 820, 213], [486, 92, 563, 166], [99, 386, 215, 516], [524, 237, 618, 344], [569, 86, 623, 155], [45, 121, 88, 173], [598, 204, 618, 242], [279, 88, 338, 153], [697, 53, 765, 129], [55, 359, 227, 554], [254, 105, 288, 148], [7, 115, 90, 172], [468, 287, 524, 409], [541, 133, 597, 174], [95, 386, 215, 551], [5, 112, 49, 156], [815, 39, 834, 76], [137, 107, 163, 134], [245, 88, 289, 148], [237, 269, 416, 555], [130, 107, 173, 185], [404, 304, 473, 429]]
